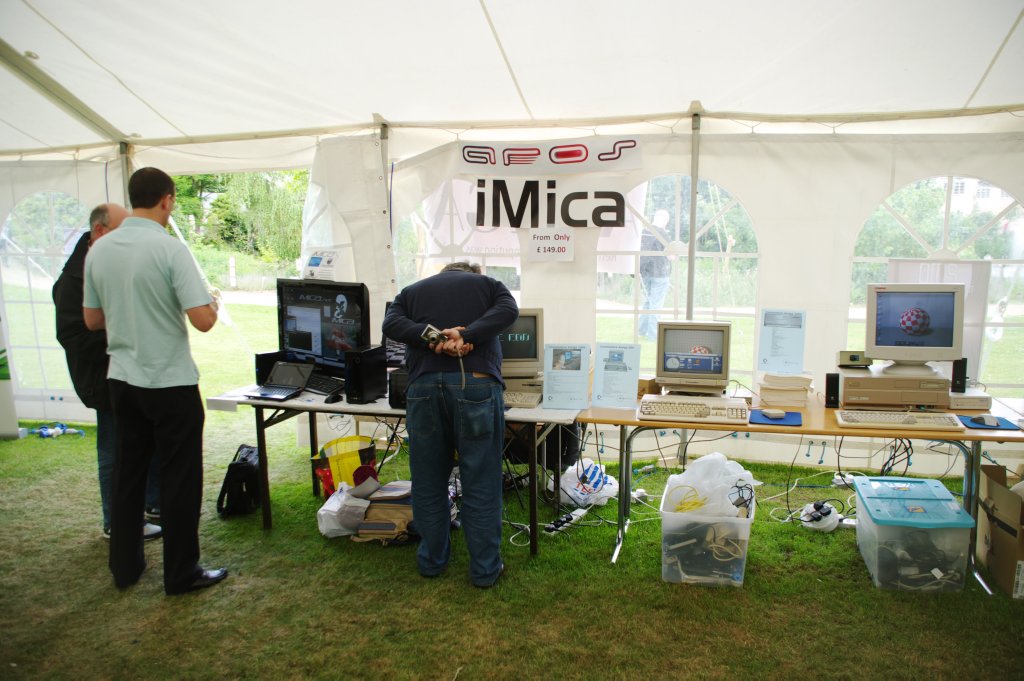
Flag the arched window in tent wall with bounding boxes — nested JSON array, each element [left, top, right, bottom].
[[595, 175, 759, 382], [0, 191, 88, 398], [391, 178, 523, 295], [848, 176, 1024, 397]]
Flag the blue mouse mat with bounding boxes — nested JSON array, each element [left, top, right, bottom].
[[749, 410, 802, 426], [957, 415, 1020, 431]]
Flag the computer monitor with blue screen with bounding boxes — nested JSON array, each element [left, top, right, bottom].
[[865, 282, 964, 376], [499, 308, 544, 379], [655, 320, 732, 394], [277, 278, 370, 377]]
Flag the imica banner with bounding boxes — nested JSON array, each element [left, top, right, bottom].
[[454, 136, 644, 231]]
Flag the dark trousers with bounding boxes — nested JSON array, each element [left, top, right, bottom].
[[108, 380, 205, 593]]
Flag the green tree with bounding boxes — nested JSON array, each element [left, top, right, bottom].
[[2, 191, 86, 252], [172, 174, 226, 238], [211, 171, 308, 263]]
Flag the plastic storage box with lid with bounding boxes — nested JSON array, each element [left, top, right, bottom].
[[852, 477, 974, 592], [659, 490, 755, 587]]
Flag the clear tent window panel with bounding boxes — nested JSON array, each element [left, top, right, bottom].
[[0, 191, 87, 394], [392, 179, 522, 292], [850, 176, 1024, 396], [596, 175, 758, 379]]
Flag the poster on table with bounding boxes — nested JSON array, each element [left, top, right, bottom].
[[542, 343, 591, 410], [756, 309, 806, 374], [592, 343, 641, 409]]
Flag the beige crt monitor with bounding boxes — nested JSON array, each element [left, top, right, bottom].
[[865, 282, 965, 377], [654, 320, 732, 395]]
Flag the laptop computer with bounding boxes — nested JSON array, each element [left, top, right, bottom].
[[244, 361, 314, 401]]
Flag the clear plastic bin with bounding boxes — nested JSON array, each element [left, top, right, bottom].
[[659, 494, 755, 587], [853, 476, 973, 592]]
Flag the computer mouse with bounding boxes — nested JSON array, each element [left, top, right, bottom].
[[761, 409, 786, 419], [324, 392, 343, 404], [969, 414, 999, 427]]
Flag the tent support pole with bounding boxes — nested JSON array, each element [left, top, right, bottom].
[[118, 142, 132, 205], [686, 113, 700, 320]]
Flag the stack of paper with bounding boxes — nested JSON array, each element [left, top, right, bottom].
[[757, 373, 813, 406]]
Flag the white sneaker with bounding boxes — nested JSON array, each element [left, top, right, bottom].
[[103, 523, 163, 540], [143, 522, 163, 541]]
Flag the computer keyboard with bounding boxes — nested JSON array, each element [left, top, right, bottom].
[[305, 373, 345, 395], [503, 391, 543, 409], [834, 409, 965, 432], [250, 386, 300, 400], [637, 394, 749, 425]]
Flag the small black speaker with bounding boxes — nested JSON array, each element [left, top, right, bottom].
[[388, 367, 409, 409], [951, 357, 967, 393], [255, 350, 289, 385], [344, 345, 387, 404], [825, 372, 840, 408]]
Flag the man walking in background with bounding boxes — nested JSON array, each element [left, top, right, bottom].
[[84, 168, 226, 595], [382, 261, 518, 588], [53, 203, 162, 541]]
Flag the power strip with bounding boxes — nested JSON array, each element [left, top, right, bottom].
[[543, 507, 588, 534], [832, 473, 855, 488]]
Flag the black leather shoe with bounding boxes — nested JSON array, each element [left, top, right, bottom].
[[168, 567, 228, 595]]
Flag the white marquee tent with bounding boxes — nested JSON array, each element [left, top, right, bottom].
[[1, 0, 1023, 426]]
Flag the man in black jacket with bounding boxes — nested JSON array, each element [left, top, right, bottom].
[[382, 262, 518, 588], [53, 203, 162, 540]]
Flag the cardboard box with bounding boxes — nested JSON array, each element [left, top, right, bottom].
[[637, 376, 659, 399], [977, 465, 1024, 599]]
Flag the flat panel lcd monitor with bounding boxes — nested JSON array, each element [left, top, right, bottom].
[[276, 278, 370, 376], [655, 320, 731, 394], [865, 282, 965, 375], [499, 308, 544, 379]]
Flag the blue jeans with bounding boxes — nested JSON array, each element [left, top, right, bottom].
[[639, 275, 670, 340], [405, 372, 504, 586], [97, 409, 160, 530]]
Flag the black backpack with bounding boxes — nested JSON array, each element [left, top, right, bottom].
[[217, 444, 261, 516]]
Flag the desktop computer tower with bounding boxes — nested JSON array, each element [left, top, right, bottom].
[[344, 345, 387, 404]]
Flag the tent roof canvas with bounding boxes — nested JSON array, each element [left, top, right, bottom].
[[1, 0, 1023, 170]]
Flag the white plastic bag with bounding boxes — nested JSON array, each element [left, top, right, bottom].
[[317, 484, 371, 538], [558, 457, 619, 508], [662, 452, 760, 517]]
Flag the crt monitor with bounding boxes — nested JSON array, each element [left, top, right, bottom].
[[655, 320, 732, 394], [276, 278, 370, 376], [865, 282, 965, 376], [499, 308, 544, 379]]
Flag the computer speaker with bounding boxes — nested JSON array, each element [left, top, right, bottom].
[[951, 358, 967, 393], [344, 345, 387, 404], [388, 367, 409, 409], [825, 373, 840, 408]]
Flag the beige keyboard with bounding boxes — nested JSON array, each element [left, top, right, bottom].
[[835, 410, 965, 432], [504, 391, 543, 409], [637, 394, 749, 425]]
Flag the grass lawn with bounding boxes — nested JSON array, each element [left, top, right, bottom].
[[1, 302, 1022, 680]]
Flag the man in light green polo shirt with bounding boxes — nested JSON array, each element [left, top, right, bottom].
[[84, 166, 227, 595]]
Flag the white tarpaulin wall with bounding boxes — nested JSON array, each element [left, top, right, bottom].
[[385, 131, 1024, 382], [303, 136, 394, 341]]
